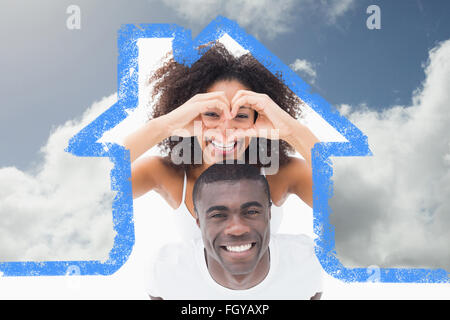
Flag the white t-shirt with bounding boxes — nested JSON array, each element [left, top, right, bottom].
[[145, 234, 323, 300]]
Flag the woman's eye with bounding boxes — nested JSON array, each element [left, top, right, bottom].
[[234, 113, 249, 119], [204, 112, 220, 118]]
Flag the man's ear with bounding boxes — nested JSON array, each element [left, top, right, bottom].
[[195, 213, 200, 229], [268, 200, 272, 221]]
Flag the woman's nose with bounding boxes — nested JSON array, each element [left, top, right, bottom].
[[224, 215, 250, 237], [218, 117, 235, 130], [216, 119, 237, 142]]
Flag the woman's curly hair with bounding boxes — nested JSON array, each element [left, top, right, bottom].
[[149, 42, 304, 172]]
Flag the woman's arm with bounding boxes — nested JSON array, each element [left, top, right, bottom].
[[124, 116, 173, 199], [278, 117, 318, 208], [124, 115, 171, 163], [124, 91, 231, 199], [278, 122, 318, 208], [285, 157, 313, 207], [130, 156, 167, 199], [125, 91, 231, 163], [283, 120, 319, 169]]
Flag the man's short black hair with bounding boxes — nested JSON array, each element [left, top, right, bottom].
[[193, 163, 272, 214]]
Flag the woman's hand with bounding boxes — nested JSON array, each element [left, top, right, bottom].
[[230, 90, 297, 140], [124, 91, 232, 163], [163, 91, 232, 138], [229, 89, 319, 167]]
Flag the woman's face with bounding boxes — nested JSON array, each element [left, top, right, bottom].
[[198, 79, 255, 164]]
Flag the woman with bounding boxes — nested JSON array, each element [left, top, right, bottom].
[[124, 42, 319, 239]]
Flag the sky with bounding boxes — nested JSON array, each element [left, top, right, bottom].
[[1, 0, 450, 298], [1, 0, 450, 170]]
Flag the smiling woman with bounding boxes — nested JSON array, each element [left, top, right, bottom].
[[123, 41, 319, 240], [147, 42, 304, 169]]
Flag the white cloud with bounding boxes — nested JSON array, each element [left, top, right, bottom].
[[0, 94, 117, 262], [160, 0, 293, 39], [159, 0, 355, 38], [290, 58, 317, 83], [324, 0, 355, 22], [330, 39, 450, 270]]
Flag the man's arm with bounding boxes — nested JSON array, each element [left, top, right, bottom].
[[310, 292, 322, 300]]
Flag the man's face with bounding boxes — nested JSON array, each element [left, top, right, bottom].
[[196, 179, 271, 276]]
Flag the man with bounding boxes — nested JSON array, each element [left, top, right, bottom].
[[146, 163, 323, 299]]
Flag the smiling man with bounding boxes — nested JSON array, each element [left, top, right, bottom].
[[145, 163, 323, 299]]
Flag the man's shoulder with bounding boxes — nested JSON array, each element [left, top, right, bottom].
[[146, 240, 204, 299], [150, 240, 201, 285], [271, 233, 323, 294]]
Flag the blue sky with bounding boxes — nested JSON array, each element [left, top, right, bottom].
[[276, 0, 450, 108]]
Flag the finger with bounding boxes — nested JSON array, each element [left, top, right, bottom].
[[231, 89, 254, 106], [198, 98, 232, 119], [196, 91, 230, 111], [231, 91, 257, 117], [194, 91, 226, 101], [199, 93, 232, 119], [214, 97, 233, 120], [231, 97, 244, 118], [232, 95, 265, 116]]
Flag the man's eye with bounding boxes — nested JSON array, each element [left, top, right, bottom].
[[246, 210, 260, 215], [211, 213, 226, 218]]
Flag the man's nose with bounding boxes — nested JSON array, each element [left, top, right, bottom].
[[224, 214, 250, 237]]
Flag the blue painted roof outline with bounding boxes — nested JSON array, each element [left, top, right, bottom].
[[1, 16, 448, 282]]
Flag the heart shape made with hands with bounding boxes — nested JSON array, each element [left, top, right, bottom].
[[202, 89, 284, 142], [170, 89, 289, 142]]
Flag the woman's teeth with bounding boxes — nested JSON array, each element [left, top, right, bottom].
[[211, 140, 236, 151], [225, 243, 252, 252]]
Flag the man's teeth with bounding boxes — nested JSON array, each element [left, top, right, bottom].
[[226, 243, 252, 252], [211, 140, 235, 150]]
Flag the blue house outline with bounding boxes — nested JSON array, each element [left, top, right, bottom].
[[1, 16, 448, 283]]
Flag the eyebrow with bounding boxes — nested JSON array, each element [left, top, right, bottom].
[[237, 106, 251, 111], [206, 205, 228, 214], [240, 201, 263, 209], [205, 201, 263, 214]]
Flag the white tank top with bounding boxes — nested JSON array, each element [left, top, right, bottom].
[[172, 168, 284, 240]]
